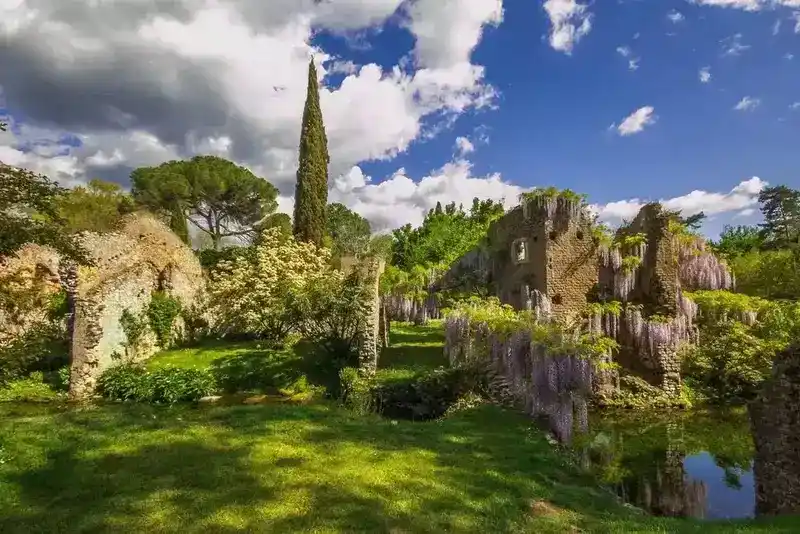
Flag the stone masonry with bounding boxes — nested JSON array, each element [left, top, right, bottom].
[[749, 344, 800, 516], [66, 213, 204, 399], [438, 196, 729, 398], [341, 256, 385, 377]]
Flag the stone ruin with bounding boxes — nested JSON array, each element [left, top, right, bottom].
[[340, 256, 386, 377], [438, 194, 733, 398], [57, 213, 204, 399], [749, 344, 800, 516], [0, 244, 63, 347]]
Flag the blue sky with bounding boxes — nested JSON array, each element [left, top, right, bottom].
[[346, 1, 800, 235], [1, 0, 799, 237]]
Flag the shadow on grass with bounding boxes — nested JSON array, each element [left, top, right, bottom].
[[377, 323, 449, 383], [1, 402, 798, 533]]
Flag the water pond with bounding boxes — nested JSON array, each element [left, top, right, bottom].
[[573, 408, 755, 520]]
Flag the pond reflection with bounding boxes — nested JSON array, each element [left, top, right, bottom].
[[573, 409, 755, 520]]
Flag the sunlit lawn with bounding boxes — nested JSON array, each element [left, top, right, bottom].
[[1, 323, 799, 533]]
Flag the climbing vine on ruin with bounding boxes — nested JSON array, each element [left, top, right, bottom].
[[146, 291, 182, 348]]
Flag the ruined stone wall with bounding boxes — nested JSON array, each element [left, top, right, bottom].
[[341, 256, 385, 377], [749, 344, 800, 516], [68, 213, 204, 399], [439, 195, 595, 320], [624, 203, 680, 317], [0, 244, 62, 346]]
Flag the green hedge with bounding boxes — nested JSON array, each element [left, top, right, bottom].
[[97, 364, 216, 404]]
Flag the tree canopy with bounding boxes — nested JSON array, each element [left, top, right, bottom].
[[326, 203, 371, 258], [391, 198, 505, 272], [293, 59, 330, 247], [56, 179, 135, 233], [0, 164, 85, 262], [131, 155, 278, 249]]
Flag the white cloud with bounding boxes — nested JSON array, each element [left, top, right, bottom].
[[773, 18, 782, 34], [328, 159, 524, 231], [628, 58, 640, 71], [790, 102, 800, 110], [454, 136, 475, 156], [613, 106, 657, 136], [667, 10, 685, 23], [734, 96, 761, 111], [699, 66, 712, 83], [786, 53, 796, 60], [0, 0, 502, 199], [793, 11, 800, 32], [720, 33, 751, 56], [591, 177, 768, 225], [405, 0, 504, 69], [543, 0, 593, 54], [616, 46, 632, 57], [690, 0, 800, 10]]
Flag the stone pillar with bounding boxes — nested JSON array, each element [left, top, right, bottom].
[[749, 345, 800, 516], [342, 256, 385, 377]]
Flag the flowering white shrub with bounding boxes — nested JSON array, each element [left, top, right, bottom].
[[207, 228, 338, 340]]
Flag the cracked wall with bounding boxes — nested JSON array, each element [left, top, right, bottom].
[[749, 344, 800, 517], [66, 213, 204, 399]]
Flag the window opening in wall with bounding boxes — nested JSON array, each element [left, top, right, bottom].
[[512, 238, 529, 264], [576, 231, 584, 240], [552, 293, 563, 305], [549, 231, 557, 241]]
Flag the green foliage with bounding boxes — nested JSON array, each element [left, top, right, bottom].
[[620, 255, 641, 273], [519, 187, 587, 205], [293, 59, 329, 247], [97, 363, 216, 404], [682, 319, 775, 402], [597, 373, 692, 409], [0, 322, 69, 385], [119, 309, 148, 355], [758, 184, 800, 249], [146, 291, 182, 348], [338, 367, 374, 415], [55, 179, 135, 233], [585, 301, 622, 317], [259, 212, 292, 237], [728, 249, 800, 299], [0, 371, 64, 402], [326, 203, 371, 258], [196, 245, 253, 271], [390, 197, 503, 272], [590, 223, 614, 248], [614, 232, 646, 249], [132, 155, 279, 249], [374, 366, 485, 421], [712, 225, 763, 258], [445, 297, 618, 360], [0, 164, 87, 262], [681, 290, 800, 402]]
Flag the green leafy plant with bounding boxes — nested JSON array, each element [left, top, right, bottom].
[[146, 291, 182, 347], [119, 308, 148, 356], [620, 255, 642, 273], [339, 367, 374, 415], [97, 364, 216, 404]]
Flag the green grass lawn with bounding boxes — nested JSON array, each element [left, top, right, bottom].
[[1, 323, 798, 532], [376, 321, 449, 383]]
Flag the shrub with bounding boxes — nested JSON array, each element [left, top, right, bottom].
[[339, 367, 374, 415], [97, 364, 216, 404], [0, 371, 65, 402], [207, 227, 335, 341], [374, 366, 484, 421], [682, 319, 775, 402], [120, 308, 148, 355], [147, 291, 182, 347], [0, 322, 68, 385]]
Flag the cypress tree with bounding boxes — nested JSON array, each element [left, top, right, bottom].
[[293, 58, 330, 247]]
